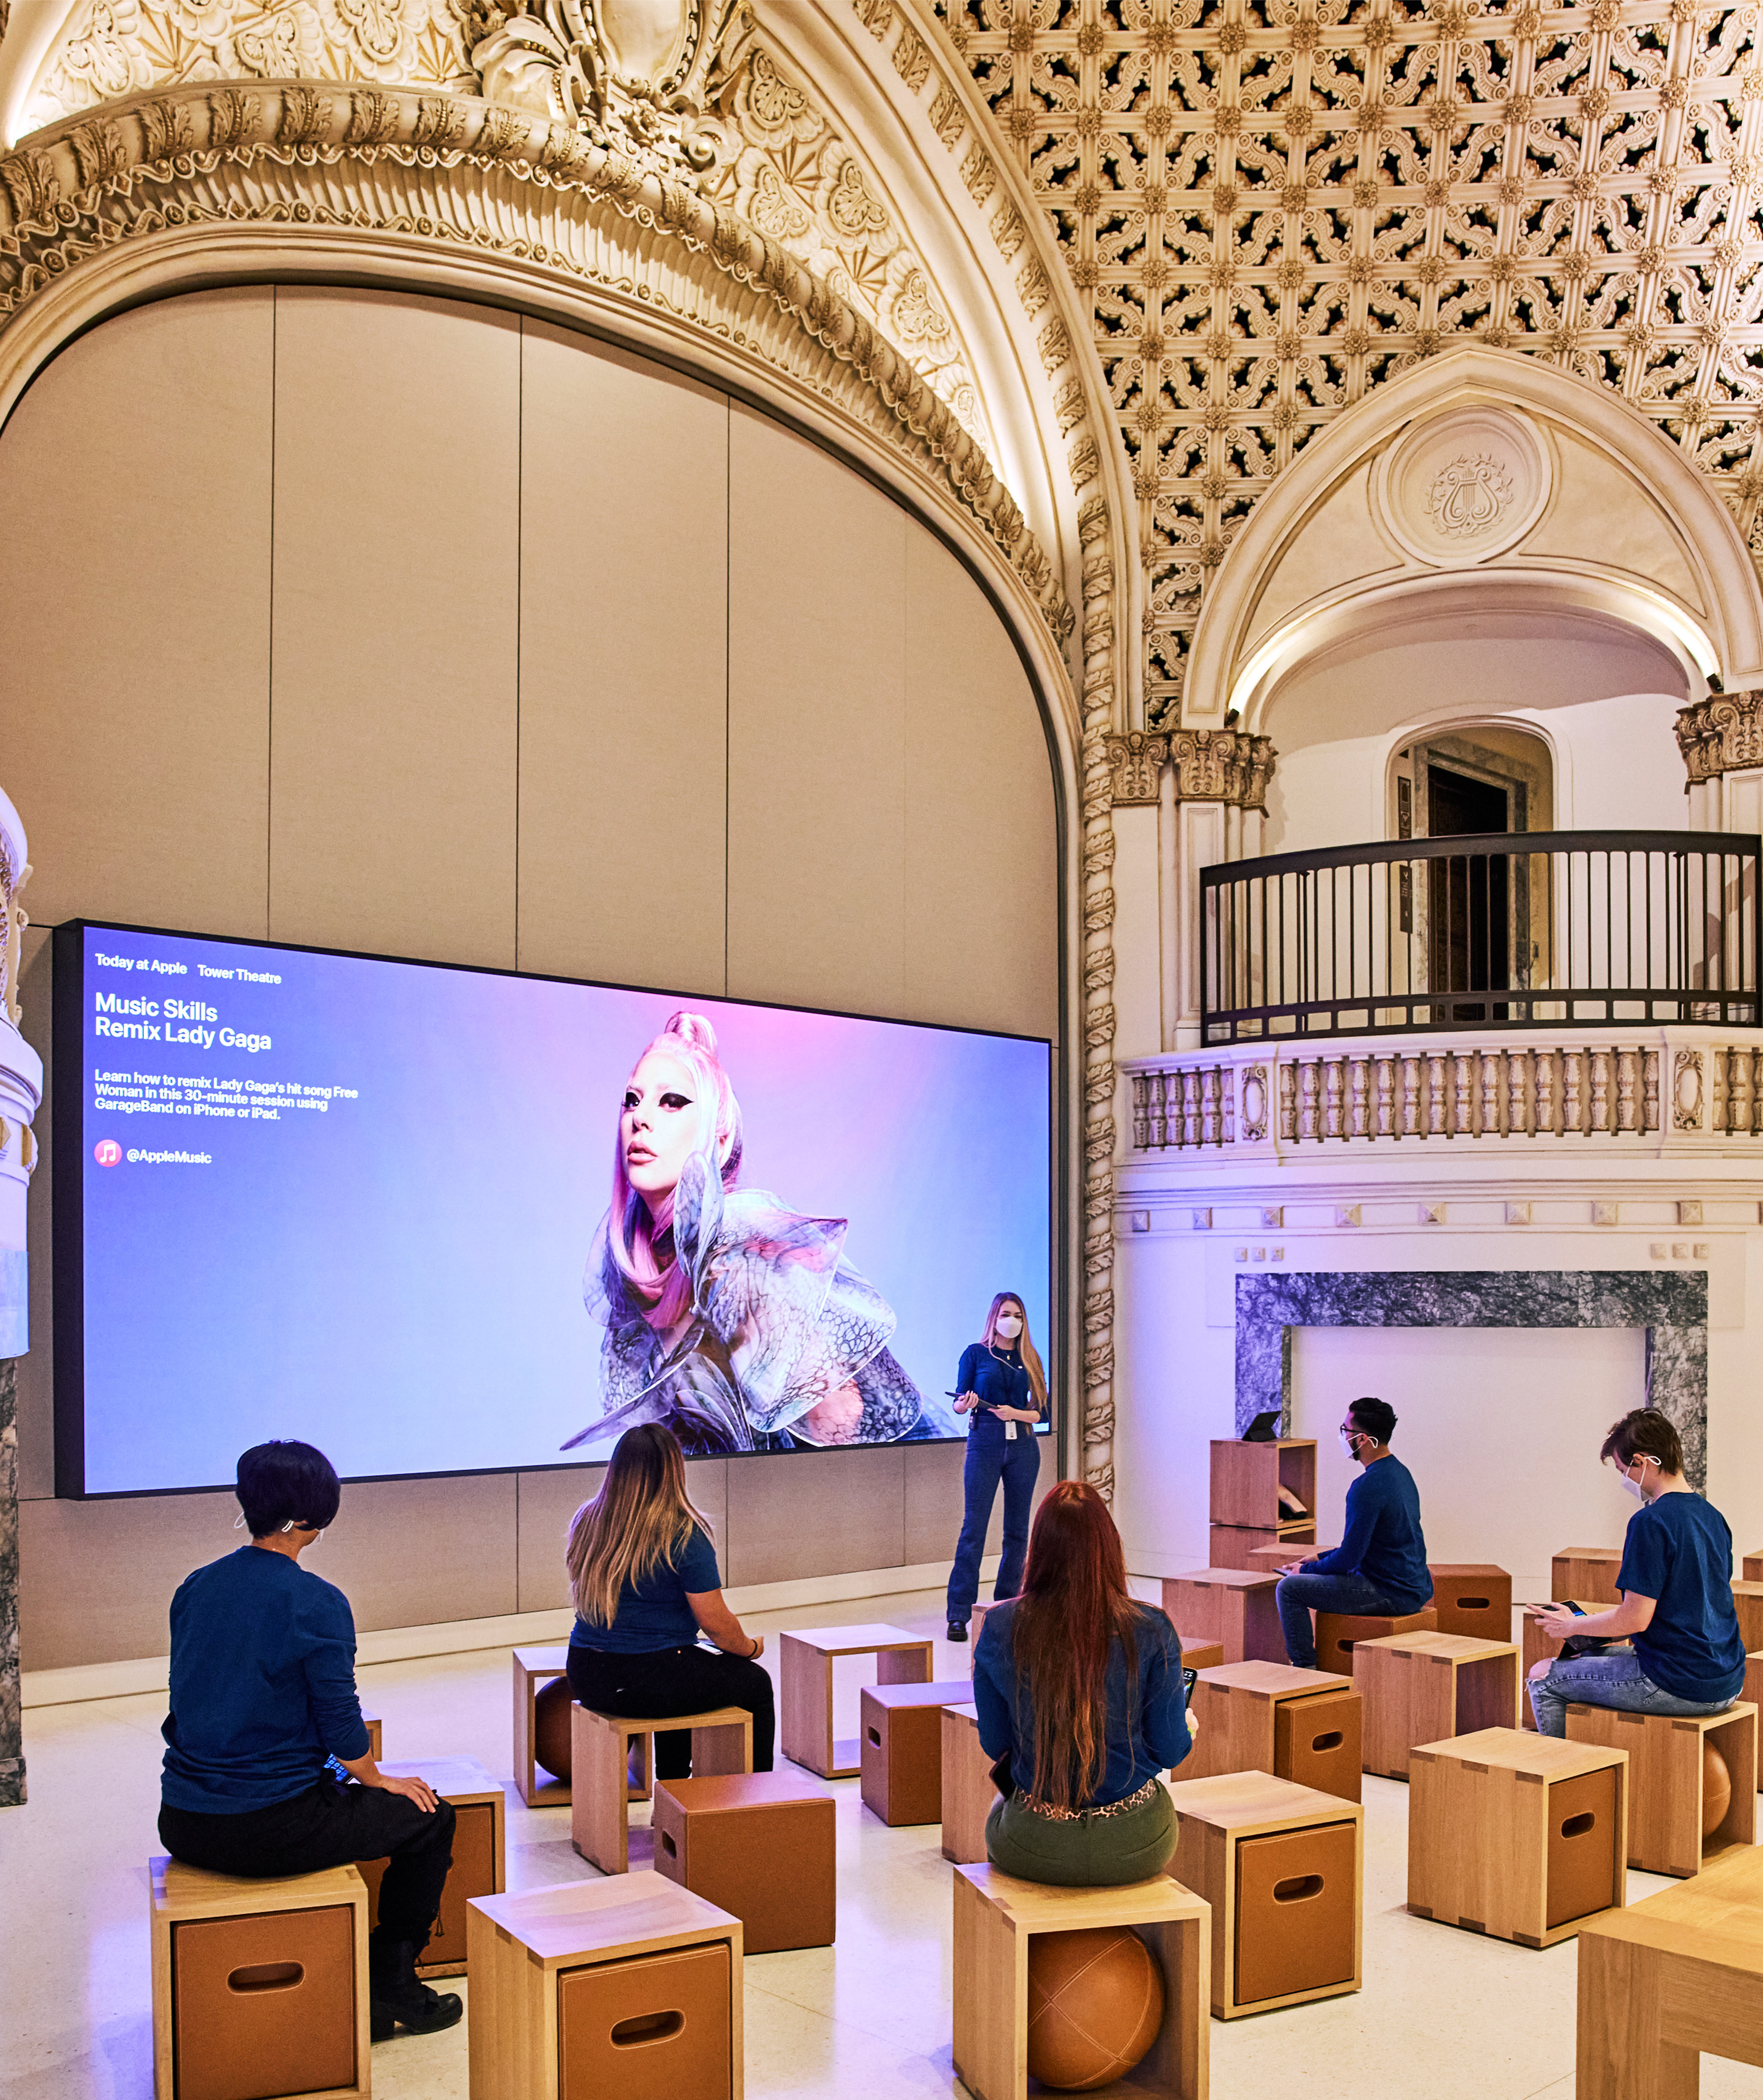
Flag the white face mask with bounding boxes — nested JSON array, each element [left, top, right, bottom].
[[1619, 1456, 1657, 1502], [1339, 1429, 1362, 1459], [996, 1315, 1023, 1339]]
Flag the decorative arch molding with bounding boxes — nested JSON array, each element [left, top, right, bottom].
[[1187, 346, 1763, 735]]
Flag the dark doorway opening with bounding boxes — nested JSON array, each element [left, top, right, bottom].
[[1428, 766, 1510, 1019]]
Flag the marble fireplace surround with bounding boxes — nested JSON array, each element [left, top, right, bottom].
[[1235, 1270, 1708, 1490]]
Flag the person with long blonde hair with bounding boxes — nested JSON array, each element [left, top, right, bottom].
[[972, 1481, 1191, 1885], [944, 1290, 1048, 1641], [564, 1423, 774, 1775]]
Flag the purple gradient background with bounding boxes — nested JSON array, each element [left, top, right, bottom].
[[75, 925, 1052, 1491]]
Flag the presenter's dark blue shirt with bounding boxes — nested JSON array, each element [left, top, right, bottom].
[[1304, 1454, 1432, 1613], [956, 1342, 1040, 1445], [1618, 1490, 1747, 1704], [971, 1600, 1191, 1807], [161, 1546, 370, 1814], [570, 1524, 721, 1654]]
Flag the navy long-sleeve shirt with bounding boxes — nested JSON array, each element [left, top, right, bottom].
[[955, 1342, 1042, 1447], [1304, 1454, 1432, 1613], [972, 1598, 1192, 1807], [161, 1546, 370, 1814]]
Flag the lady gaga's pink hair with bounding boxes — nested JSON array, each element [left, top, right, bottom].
[[607, 1010, 743, 1331]]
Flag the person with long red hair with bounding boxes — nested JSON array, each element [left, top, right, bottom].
[[971, 1481, 1192, 1885]]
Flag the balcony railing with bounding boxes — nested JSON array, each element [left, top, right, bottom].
[[1201, 830, 1762, 1045]]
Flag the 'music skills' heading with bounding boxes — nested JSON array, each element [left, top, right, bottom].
[[91, 992, 271, 1053]]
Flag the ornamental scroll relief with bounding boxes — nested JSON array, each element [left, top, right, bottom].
[[1675, 688, 1763, 784], [1103, 728, 1276, 811]]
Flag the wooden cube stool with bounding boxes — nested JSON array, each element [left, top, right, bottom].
[[1745, 1547, 1763, 1582], [952, 1864, 1210, 2100], [360, 1712, 382, 1761], [1184, 1662, 1360, 1803], [1732, 1580, 1763, 1651], [653, 1772, 835, 1954], [1209, 1523, 1313, 1571], [1160, 1571, 1284, 1666], [358, 1755, 504, 1978], [512, 1645, 571, 1807], [1357, 1630, 1519, 1778], [1565, 1700, 1757, 1877], [1747, 1655, 1763, 1768], [860, 1679, 971, 1826], [1408, 1726, 1628, 1947], [1552, 1547, 1624, 1606], [779, 1624, 932, 1779], [571, 1701, 753, 1874], [1519, 1598, 1600, 1730], [1312, 1604, 1438, 1678], [1177, 1637, 1226, 1675], [1165, 1768, 1363, 2019], [467, 1869, 742, 2100], [1428, 1565, 1513, 1642], [941, 1702, 996, 1867], [150, 1855, 369, 2100]]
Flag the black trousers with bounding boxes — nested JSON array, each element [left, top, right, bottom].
[[567, 1644, 776, 1780], [159, 1781, 456, 1952]]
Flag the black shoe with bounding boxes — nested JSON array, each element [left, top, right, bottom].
[[369, 1936, 464, 2042], [947, 1620, 968, 1642]]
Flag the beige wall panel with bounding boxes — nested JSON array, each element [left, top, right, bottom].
[[516, 324, 728, 993], [723, 1446, 904, 1586], [20, 1490, 240, 1669], [316, 1472, 517, 1631], [268, 288, 520, 966], [903, 530, 1059, 1040], [902, 1434, 1053, 1567], [726, 408, 907, 1015], [0, 287, 274, 934]]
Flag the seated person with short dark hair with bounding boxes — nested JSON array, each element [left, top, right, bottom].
[[157, 1440, 463, 2044], [1275, 1396, 1432, 1669], [1528, 1408, 1746, 1737]]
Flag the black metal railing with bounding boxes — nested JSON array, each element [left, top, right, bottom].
[[1201, 830, 1763, 1043]]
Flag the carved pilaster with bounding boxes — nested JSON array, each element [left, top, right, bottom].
[[1106, 726, 1275, 811], [1675, 690, 1763, 784]]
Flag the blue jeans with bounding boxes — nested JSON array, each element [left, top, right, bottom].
[[1529, 1646, 1741, 1738], [946, 1429, 1040, 1624], [1275, 1570, 1399, 1670]]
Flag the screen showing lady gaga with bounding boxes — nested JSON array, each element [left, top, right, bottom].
[[57, 921, 1052, 1494]]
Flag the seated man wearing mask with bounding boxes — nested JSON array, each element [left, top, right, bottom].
[[1274, 1396, 1432, 1669]]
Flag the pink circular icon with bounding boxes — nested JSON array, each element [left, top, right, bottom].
[[94, 1140, 122, 1167]]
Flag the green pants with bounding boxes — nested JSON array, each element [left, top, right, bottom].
[[984, 1782, 1175, 1887]]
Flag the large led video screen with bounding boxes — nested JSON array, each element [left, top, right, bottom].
[[54, 922, 1052, 1495]]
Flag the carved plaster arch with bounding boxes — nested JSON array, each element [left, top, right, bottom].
[[1187, 346, 1763, 736]]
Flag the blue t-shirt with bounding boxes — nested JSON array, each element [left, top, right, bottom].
[[1304, 1454, 1432, 1614], [570, 1524, 721, 1655], [1618, 1491, 1748, 1704], [971, 1599, 1191, 1807], [956, 1342, 1041, 1446], [161, 1546, 370, 1815]]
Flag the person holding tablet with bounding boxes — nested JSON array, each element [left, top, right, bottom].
[[1527, 1408, 1746, 1736]]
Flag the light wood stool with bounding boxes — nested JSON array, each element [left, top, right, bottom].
[[779, 1624, 932, 1778], [1160, 1570, 1284, 1665], [571, 1702, 753, 1874], [1427, 1564, 1513, 1642], [357, 1754, 504, 1978], [1732, 1579, 1763, 1651], [1408, 1725, 1628, 1947], [952, 1864, 1210, 2100], [653, 1772, 835, 1954], [1745, 1547, 1763, 1582], [467, 1870, 742, 2100], [1165, 1768, 1363, 2019], [150, 1855, 369, 2100], [1357, 1629, 1519, 1778], [1184, 1661, 1361, 1802], [1177, 1637, 1225, 1674], [941, 1702, 996, 1867], [1312, 1604, 1438, 1678], [859, 1679, 971, 1826], [1519, 1598, 1600, 1730], [361, 1712, 382, 1761], [1552, 1547, 1624, 1607], [512, 1645, 571, 1807], [1575, 1842, 1763, 2100], [1747, 1655, 1763, 1769], [1566, 1700, 1757, 1877]]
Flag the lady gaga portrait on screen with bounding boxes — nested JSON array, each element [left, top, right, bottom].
[[562, 1009, 952, 1455]]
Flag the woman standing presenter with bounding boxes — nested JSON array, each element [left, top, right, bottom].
[[945, 1292, 1047, 1642]]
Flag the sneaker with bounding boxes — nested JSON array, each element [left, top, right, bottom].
[[947, 1620, 968, 1642]]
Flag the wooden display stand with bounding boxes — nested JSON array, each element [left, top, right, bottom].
[[1184, 1662, 1360, 1802], [952, 1864, 1210, 2100], [860, 1680, 971, 1826], [941, 1703, 996, 1867], [1427, 1565, 1512, 1642], [1160, 1571, 1284, 1666], [150, 1855, 370, 2100], [571, 1703, 753, 1875], [1313, 1605, 1437, 1678], [1565, 1700, 1756, 1878], [1165, 1768, 1363, 2019], [1246, 1543, 1316, 1577], [1732, 1579, 1763, 1651], [1407, 1726, 1628, 1947], [1575, 1843, 1763, 2100], [1209, 1439, 1316, 1572], [1552, 1548, 1623, 1606], [357, 1755, 504, 1978], [1355, 1630, 1520, 1779], [1518, 1599, 1600, 1730], [779, 1624, 932, 1779], [512, 1646, 571, 1808], [467, 1871, 742, 2100]]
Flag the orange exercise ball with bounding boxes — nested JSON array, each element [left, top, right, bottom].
[[534, 1675, 573, 1783], [1025, 1926, 1165, 2093], [1702, 1740, 1732, 1838]]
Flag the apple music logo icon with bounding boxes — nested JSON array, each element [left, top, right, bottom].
[[94, 1140, 122, 1167]]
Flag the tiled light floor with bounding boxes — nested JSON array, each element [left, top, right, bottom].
[[3, 1587, 1759, 2100]]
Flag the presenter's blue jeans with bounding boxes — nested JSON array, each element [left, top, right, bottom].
[[947, 1429, 1040, 1624], [1529, 1647, 1740, 1738], [1275, 1570, 1399, 1670]]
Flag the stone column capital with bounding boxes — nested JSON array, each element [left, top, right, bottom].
[[1106, 727, 1276, 811], [1675, 689, 1763, 784]]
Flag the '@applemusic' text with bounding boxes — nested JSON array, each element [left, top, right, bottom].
[[91, 991, 271, 1053]]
